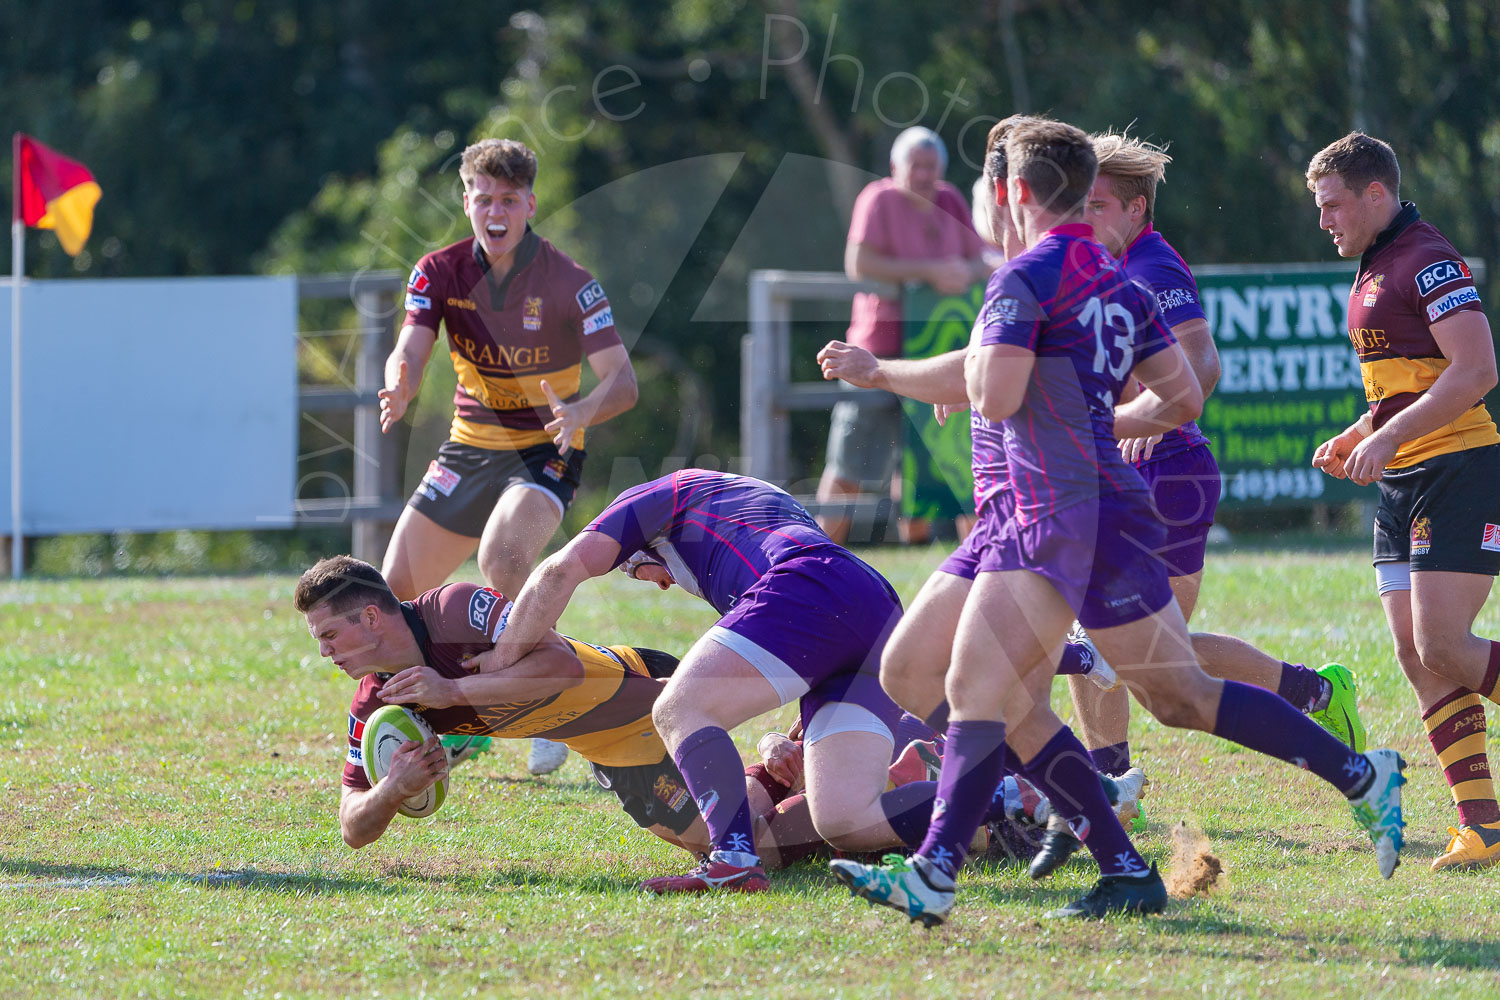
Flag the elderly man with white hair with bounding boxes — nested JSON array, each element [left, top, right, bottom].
[[816, 127, 993, 546]]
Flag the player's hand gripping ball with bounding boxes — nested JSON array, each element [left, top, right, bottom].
[[361, 705, 450, 818]]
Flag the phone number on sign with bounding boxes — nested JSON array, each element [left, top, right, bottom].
[[1225, 467, 1326, 502]]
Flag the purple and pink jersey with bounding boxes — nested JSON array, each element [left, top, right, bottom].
[[1117, 224, 1211, 467], [584, 470, 903, 740], [976, 224, 1174, 525], [584, 470, 851, 614]]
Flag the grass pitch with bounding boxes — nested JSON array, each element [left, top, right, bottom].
[[3, 547, 1499, 998]]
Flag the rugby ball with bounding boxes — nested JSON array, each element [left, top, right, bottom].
[[361, 705, 450, 818]]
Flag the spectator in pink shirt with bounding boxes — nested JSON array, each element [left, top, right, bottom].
[[816, 127, 992, 545]]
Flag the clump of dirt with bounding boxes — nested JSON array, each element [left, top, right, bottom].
[[1165, 821, 1223, 898]]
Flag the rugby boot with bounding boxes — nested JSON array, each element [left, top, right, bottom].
[[441, 734, 492, 768], [640, 850, 769, 894], [1107, 767, 1150, 832], [1430, 822, 1500, 872], [1046, 863, 1167, 919], [1028, 813, 1083, 880], [886, 739, 944, 788], [1349, 748, 1407, 878], [1067, 622, 1119, 691], [830, 853, 955, 927], [1311, 663, 1367, 753]]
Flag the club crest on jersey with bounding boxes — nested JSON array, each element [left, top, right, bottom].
[[1362, 274, 1384, 307], [523, 296, 543, 332], [468, 586, 502, 633], [575, 280, 606, 311], [1482, 523, 1500, 554], [1411, 516, 1433, 557], [1415, 259, 1470, 296], [542, 457, 569, 481]]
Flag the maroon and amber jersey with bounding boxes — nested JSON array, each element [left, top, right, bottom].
[[404, 231, 622, 450], [341, 582, 666, 790], [1346, 203, 1496, 467]]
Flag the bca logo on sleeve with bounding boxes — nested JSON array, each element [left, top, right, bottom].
[[1415, 259, 1471, 296], [468, 587, 501, 632], [575, 280, 607, 311]]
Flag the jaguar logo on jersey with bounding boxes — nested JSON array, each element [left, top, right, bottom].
[[654, 775, 690, 812], [542, 457, 569, 481], [1411, 516, 1433, 557], [523, 296, 543, 332], [1362, 274, 1385, 307], [1482, 523, 1500, 554], [1427, 286, 1481, 323], [468, 586, 502, 632], [575, 280, 606, 311], [1415, 259, 1471, 296]]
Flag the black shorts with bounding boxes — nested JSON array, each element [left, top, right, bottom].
[[591, 754, 699, 835], [408, 439, 586, 538], [586, 648, 692, 834], [1373, 444, 1500, 575]]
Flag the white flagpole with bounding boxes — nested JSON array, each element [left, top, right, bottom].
[[10, 215, 21, 579]]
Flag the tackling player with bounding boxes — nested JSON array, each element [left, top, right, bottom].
[[376, 138, 639, 777], [1308, 132, 1500, 871], [831, 119, 1407, 925], [479, 469, 1012, 894]]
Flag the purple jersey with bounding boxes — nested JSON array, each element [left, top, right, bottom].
[[965, 317, 1012, 517], [584, 470, 861, 615], [977, 223, 1174, 524], [1117, 225, 1212, 466]]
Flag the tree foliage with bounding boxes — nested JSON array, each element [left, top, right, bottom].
[[7, 1, 1499, 459]]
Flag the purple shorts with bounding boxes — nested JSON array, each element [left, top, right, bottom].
[[1137, 443, 1221, 577], [976, 492, 1175, 629], [708, 552, 904, 743], [937, 507, 1006, 582]]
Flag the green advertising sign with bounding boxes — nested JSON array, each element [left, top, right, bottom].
[[1194, 263, 1364, 508], [900, 263, 1378, 518], [901, 283, 981, 520]]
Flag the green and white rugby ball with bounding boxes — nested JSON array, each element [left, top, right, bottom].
[[361, 704, 449, 818]]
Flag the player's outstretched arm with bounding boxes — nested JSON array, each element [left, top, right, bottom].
[[1343, 311, 1497, 485], [818, 341, 969, 404], [379, 324, 438, 432], [338, 737, 447, 848], [475, 531, 623, 672], [1113, 340, 1204, 440]]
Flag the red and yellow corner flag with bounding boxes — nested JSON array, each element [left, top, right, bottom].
[[14, 133, 101, 256]]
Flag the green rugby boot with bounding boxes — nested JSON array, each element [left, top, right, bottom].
[[1312, 663, 1367, 753]]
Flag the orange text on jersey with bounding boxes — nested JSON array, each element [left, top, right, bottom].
[[1348, 327, 1389, 352], [454, 337, 552, 371]]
